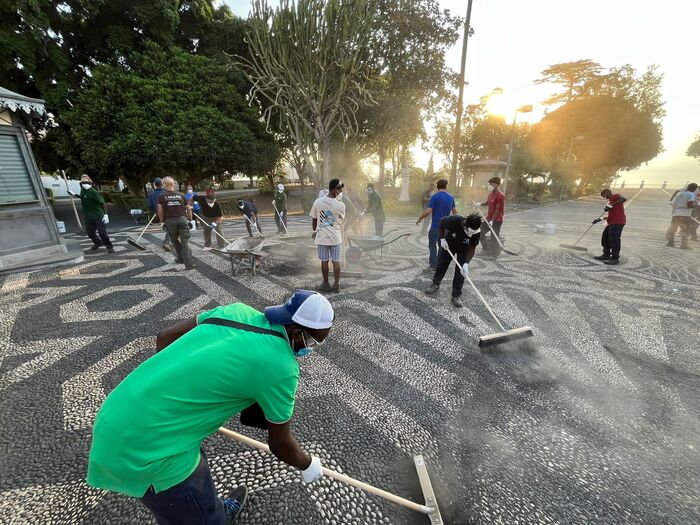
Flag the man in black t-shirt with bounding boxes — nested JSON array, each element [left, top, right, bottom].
[[425, 213, 481, 308], [196, 188, 225, 250], [237, 199, 263, 237], [157, 177, 194, 269]]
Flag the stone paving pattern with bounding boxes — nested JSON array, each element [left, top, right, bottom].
[[1, 189, 698, 524]]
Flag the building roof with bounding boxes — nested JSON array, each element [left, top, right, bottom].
[[0, 87, 46, 116]]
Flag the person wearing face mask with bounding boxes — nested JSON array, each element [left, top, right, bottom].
[[273, 183, 288, 233], [424, 213, 481, 308], [364, 183, 386, 236], [416, 179, 457, 272], [158, 176, 195, 270], [475, 177, 506, 258], [67, 175, 114, 253], [195, 188, 225, 250], [237, 199, 263, 237], [310, 179, 345, 293], [147, 178, 172, 252], [184, 185, 201, 214], [593, 188, 627, 264], [86, 290, 334, 525]]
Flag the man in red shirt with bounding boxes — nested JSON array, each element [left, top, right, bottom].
[[476, 176, 506, 258], [593, 188, 627, 265]]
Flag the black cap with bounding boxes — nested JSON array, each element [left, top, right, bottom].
[[329, 179, 344, 191]]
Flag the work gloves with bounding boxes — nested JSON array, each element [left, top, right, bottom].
[[472, 201, 481, 208], [604, 204, 613, 211], [462, 263, 469, 276], [592, 218, 603, 224], [101, 214, 109, 224], [301, 456, 323, 483], [210, 222, 217, 229], [440, 238, 449, 250]]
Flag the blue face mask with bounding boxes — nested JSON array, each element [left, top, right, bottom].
[[294, 330, 322, 358]]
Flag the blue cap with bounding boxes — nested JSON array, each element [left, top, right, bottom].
[[265, 290, 334, 329]]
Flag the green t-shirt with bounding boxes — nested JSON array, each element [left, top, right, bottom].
[[79, 187, 105, 220], [86, 303, 299, 497], [274, 191, 287, 211], [368, 191, 385, 219]]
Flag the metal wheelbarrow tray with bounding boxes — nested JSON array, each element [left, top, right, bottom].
[[346, 231, 411, 262], [224, 237, 281, 276]]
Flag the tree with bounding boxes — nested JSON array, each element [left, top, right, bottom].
[[535, 59, 603, 105], [239, 0, 379, 188], [688, 135, 700, 162], [61, 44, 279, 191], [529, 96, 661, 194]]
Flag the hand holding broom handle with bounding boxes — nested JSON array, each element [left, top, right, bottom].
[[272, 201, 290, 235], [192, 212, 231, 245], [471, 204, 518, 256], [217, 427, 433, 515], [135, 214, 157, 243], [445, 246, 507, 331]]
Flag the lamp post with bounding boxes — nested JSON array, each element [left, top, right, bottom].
[[502, 104, 533, 195]]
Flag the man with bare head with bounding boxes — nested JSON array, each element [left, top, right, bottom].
[[157, 176, 195, 270]]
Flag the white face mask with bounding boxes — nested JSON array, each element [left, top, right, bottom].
[[466, 227, 481, 236], [278, 188, 284, 193], [367, 188, 373, 193], [336, 192, 343, 201], [81, 183, 91, 190], [488, 184, 495, 191]]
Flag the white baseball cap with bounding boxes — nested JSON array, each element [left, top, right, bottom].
[[264, 290, 334, 329]]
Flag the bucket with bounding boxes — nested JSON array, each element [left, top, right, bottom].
[[534, 224, 545, 233], [56, 221, 66, 233], [544, 223, 557, 235]]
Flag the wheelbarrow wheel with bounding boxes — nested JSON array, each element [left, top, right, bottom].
[[346, 246, 362, 263]]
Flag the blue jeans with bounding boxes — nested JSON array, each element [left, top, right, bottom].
[[141, 450, 226, 525], [428, 228, 439, 268]]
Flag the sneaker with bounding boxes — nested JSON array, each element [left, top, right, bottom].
[[451, 296, 463, 308], [424, 283, 440, 295], [422, 266, 436, 274], [202, 247, 213, 251], [604, 258, 619, 265], [223, 485, 248, 524], [174, 258, 184, 264], [90, 243, 102, 251], [593, 254, 610, 261], [318, 282, 332, 292], [184, 265, 196, 270], [107, 247, 115, 254], [162, 243, 171, 252], [331, 283, 340, 293]]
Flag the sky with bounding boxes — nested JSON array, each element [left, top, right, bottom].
[[223, 0, 699, 186]]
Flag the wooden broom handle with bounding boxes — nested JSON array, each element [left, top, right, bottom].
[[217, 427, 431, 515]]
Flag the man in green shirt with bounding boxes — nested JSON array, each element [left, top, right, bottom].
[[87, 290, 335, 525], [364, 183, 386, 236], [68, 175, 113, 253], [273, 183, 288, 233]]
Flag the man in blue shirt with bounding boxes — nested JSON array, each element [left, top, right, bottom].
[[147, 177, 171, 252], [416, 179, 457, 270]]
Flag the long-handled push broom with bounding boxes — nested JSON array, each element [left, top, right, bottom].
[[126, 214, 157, 251], [217, 427, 444, 524], [445, 246, 533, 349], [472, 204, 519, 256], [192, 212, 233, 246], [558, 211, 605, 251]]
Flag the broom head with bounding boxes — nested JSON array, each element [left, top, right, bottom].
[[479, 326, 534, 350], [127, 237, 148, 251], [558, 244, 588, 251]]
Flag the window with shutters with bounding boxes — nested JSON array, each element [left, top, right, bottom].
[[0, 133, 38, 205]]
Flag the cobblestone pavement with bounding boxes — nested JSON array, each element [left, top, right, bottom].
[[1, 189, 698, 524]]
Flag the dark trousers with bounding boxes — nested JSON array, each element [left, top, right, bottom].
[[428, 228, 439, 268], [141, 451, 226, 525], [601, 224, 624, 258], [274, 209, 287, 232], [433, 246, 467, 298], [165, 216, 193, 266], [374, 215, 385, 237], [245, 215, 262, 236], [86, 218, 113, 249], [480, 220, 502, 256]]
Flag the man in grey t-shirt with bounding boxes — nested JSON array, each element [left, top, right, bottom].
[[666, 182, 698, 249]]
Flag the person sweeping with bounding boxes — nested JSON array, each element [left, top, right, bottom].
[[364, 183, 386, 236], [67, 175, 114, 253], [273, 184, 288, 234], [87, 290, 335, 525], [593, 188, 627, 265], [424, 213, 481, 308]]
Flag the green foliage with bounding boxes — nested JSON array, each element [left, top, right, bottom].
[[382, 198, 421, 216], [535, 59, 603, 105], [62, 43, 279, 190], [687, 135, 700, 162]]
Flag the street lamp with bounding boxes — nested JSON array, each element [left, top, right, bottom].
[[502, 104, 533, 195]]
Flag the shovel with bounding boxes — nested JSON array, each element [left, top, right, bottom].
[[217, 427, 443, 524], [445, 245, 533, 349], [192, 212, 233, 246]]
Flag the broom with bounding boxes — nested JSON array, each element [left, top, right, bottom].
[[192, 212, 232, 246], [445, 246, 533, 349], [559, 211, 605, 251], [472, 204, 518, 256], [126, 214, 157, 251]]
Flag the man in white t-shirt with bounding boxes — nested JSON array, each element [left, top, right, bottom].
[[666, 182, 698, 249], [310, 179, 345, 293]]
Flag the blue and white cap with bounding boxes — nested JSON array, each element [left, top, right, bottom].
[[264, 290, 334, 329]]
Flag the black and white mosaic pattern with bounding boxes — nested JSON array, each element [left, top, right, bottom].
[[1, 189, 698, 524]]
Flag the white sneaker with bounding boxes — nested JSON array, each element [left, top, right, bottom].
[[202, 247, 213, 252]]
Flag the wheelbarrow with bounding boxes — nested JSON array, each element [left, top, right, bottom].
[[346, 231, 411, 262], [224, 237, 281, 276]]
